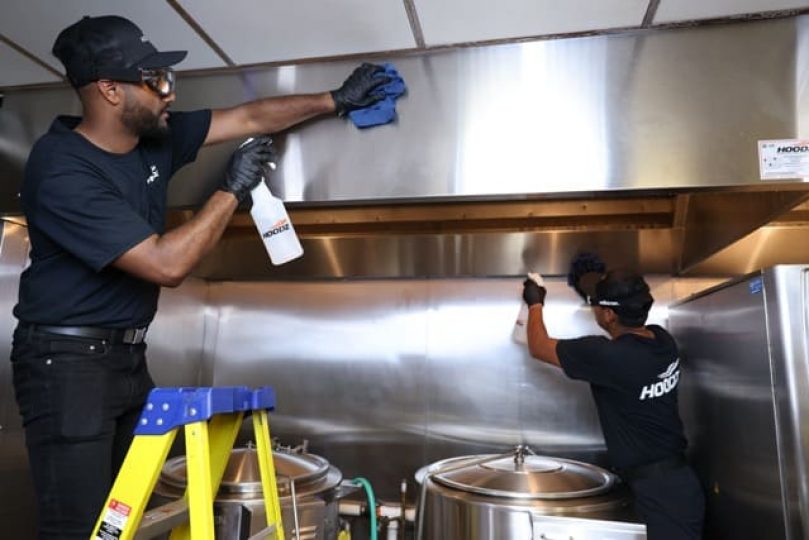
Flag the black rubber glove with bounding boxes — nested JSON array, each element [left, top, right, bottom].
[[331, 63, 391, 116], [221, 136, 275, 203], [522, 279, 547, 307]]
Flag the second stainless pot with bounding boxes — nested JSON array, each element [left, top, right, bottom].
[[153, 444, 351, 540]]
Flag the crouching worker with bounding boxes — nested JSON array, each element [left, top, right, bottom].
[[520, 269, 705, 540]]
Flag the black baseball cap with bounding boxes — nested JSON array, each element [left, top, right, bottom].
[[589, 269, 654, 313], [52, 15, 187, 88]]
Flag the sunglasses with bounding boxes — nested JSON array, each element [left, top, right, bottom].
[[140, 67, 176, 98]]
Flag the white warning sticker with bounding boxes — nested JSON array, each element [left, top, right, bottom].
[[758, 139, 809, 180], [94, 499, 131, 540]]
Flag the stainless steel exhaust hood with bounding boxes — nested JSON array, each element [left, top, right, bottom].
[[2, 16, 809, 278]]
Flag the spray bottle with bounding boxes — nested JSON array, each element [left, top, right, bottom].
[[242, 137, 304, 266], [512, 272, 544, 345]]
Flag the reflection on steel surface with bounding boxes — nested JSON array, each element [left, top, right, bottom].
[[0, 17, 805, 212]]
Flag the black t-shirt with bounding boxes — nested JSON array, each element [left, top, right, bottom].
[[14, 110, 212, 328], [556, 325, 687, 470]]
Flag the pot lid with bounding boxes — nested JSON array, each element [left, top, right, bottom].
[[419, 447, 615, 500], [160, 445, 337, 497]]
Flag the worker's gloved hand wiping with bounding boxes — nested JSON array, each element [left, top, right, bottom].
[[221, 136, 275, 203], [522, 272, 547, 307], [567, 252, 606, 302], [331, 63, 391, 116]]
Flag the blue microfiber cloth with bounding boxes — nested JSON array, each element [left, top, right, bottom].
[[348, 63, 406, 129]]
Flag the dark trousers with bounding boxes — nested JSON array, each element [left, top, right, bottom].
[[630, 466, 706, 540], [10, 324, 154, 540]]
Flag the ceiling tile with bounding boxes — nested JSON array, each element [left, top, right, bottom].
[[177, 0, 415, 65], [414, 0, 649, 46], [0, 42, 61, 87], [655, 0, 809, 23], [0, 0, 225, 74]]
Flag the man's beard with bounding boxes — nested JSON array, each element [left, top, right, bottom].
[[121, 99, 168, 140]]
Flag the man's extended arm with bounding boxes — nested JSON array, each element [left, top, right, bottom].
[[522, 279, 562, 367], [203, 63, 389, 145], [204, 93, 334, 146]]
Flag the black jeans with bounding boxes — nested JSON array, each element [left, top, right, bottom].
[[630, 465, 706, 540], [10, 324, 154, 540]]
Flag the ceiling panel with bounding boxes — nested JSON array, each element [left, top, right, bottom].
[[0, 42, 61, 87], [178, 0, 415, 65], [655, 0, 809, 23], [0, 0, 225, 79], [414, 0, 648, 46]]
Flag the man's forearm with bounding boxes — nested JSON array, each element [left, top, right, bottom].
[[246, 93, 336, 133], [526, 304, 561, 367], [113, 191, 238, 286], [155, 191, 238, 279], [206, 93, 335, 145]]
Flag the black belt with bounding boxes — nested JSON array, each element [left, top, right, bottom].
[[22, 323, 148, 345], [618, 455, 687, 483]]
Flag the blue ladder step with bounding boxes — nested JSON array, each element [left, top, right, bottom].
[[135, 386, 276, 435]]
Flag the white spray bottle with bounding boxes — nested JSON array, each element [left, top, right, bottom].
[[512, 272, 545, 345], [242, 137, 304, 266]]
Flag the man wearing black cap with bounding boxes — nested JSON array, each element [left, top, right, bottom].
[[10, 14, 391, 539], [521, 270, 705, 540]]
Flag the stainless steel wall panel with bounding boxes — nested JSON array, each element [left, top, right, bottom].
[[0, 17, 806, 213], [194, 228, 680, 280], [0, 223, 34, 540], [203, 276, 711, 499], [146, 278, 210, 387], [0, 215, 717, 533]]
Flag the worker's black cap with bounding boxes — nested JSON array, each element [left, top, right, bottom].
[[52, 15, 187, 88], [589, 269, 654, 314]]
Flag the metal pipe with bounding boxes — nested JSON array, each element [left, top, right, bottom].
[[282, 475, 301, 540], [377, 504, 416, 521], [399, 479, 407, 540], [386, 518, 399, 540], [338, 500, 363, 516]]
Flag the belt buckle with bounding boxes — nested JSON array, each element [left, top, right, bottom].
[[123, 327, 147, 344]]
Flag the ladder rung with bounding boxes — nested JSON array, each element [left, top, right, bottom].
[[247, 523, 278, 540], [134, 500, 189, 539]]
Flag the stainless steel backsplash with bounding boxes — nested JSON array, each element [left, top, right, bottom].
[[0, 221, 718, 538]]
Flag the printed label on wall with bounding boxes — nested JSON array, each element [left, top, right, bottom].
[[758, 139, 809, 180]]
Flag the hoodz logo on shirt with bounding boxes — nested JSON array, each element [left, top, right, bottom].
[[146, 165, 159, 185], [639, 359, 680, 401]]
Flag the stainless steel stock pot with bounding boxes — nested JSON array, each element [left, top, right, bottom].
[[153, 443, 351, 540], [415, 445, 646, 539]]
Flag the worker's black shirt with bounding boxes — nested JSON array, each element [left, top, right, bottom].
[[14, 111, 211, 328], [556, 325, 687, 470]]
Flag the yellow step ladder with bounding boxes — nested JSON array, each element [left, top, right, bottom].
[[90, 386, 284, 540]]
